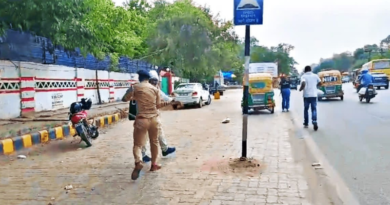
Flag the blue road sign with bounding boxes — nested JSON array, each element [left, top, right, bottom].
[[234, 0, 263, 25]]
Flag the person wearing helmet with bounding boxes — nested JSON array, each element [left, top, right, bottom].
[[140, 70, 176, 163], [122, 69, 181, 180], [357, 69, 374, 92]]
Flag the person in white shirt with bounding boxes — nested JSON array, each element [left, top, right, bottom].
[[299, 66, 322, 130]]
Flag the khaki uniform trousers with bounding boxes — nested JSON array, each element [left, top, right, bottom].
[[142, 116, 167, 156], [133, 116, 159, 164]]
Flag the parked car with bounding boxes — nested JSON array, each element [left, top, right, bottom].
[[172, 83, 211, 109], [371, 72, 389, 89]]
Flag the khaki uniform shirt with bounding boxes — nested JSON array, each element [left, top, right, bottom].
[[122, 81, 171, 118]]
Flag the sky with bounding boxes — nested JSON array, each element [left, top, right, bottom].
[[113, 0, 390, 71]]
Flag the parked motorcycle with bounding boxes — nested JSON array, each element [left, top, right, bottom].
[[358, 84, 377, 103], [69, 98, 99, 147]]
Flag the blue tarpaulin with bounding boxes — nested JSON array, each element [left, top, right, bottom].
[[222, 71, 234, 80]]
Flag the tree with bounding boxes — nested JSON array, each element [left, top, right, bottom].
[[312, 34, 390, 71], [144, 0, 241, 82], [0, 0, 94, 54], [248, 37, 297, 75], [81, 0, 145, 64], [332, 52, 353, 72]]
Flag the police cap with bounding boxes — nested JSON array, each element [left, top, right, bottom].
[[137, 70, 150, 78]]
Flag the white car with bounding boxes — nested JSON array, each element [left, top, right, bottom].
[[172, 83, 211, 109]]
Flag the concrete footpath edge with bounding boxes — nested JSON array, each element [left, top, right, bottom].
[[0, 112, 124, 155], [290, 112, 360, 205]]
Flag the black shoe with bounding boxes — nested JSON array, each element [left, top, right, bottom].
[[303, 123, 308, 128], [162, 147, 176, 156], [313, 123, 318, 131], [142, 155, 151, 163]]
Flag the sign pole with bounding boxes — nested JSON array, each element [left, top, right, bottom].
[[234, 0, 263, 162], [241, 25, 250, 161]]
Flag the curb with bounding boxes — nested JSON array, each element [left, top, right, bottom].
[[0, 113, 123, 155], [290, 112, 360, 205]]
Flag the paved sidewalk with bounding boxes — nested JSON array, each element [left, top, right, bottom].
[[0, 90, 313, 205]]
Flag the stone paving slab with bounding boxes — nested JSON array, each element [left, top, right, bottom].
[[0, 90, 314, 205]]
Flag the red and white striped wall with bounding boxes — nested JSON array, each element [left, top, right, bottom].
[[0, 61, 148, 119], [76, 78, 84, 101], [20, 77, 35, 114], [109, 79, 115, 102]]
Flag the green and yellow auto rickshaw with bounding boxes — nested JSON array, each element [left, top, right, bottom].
[[317, 70, 344, 101], [241, 73, 275, 114]]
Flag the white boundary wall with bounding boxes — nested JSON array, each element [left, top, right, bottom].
[[0, 60, 140, 119]]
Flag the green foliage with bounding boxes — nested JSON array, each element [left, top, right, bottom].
[[0, 0, 294, 81], [0, 0, 145, 59], [313, 35, 390, 72], [0, 0, 94, 54], [144, 0, 242, 81], [246, 38, 297, 75]]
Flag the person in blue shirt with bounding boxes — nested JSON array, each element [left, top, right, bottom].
[[279, 75, 291, 112], [357, 69, 374, 92]]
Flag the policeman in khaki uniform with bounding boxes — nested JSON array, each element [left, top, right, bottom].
[[122, 70, 180, 180], [141, 70, 176, 162]]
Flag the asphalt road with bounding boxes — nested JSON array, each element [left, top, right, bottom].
[[289, 82, 390, 205]]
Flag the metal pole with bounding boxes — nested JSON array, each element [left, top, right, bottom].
[[241, 25, 250, 161]]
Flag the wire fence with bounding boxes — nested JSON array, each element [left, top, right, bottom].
[[0, 29, 155, 73]]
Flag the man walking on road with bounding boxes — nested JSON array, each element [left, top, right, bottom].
[[299, 66, 321, 131], [141, 70, 176, 163], [122, 70, 180, 180]]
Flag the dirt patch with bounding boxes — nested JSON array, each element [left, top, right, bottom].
[[200, 157, 266, 177]]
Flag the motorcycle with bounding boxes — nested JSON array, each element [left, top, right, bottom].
[[68, 98, 99, 147], [358, 83, 377, 103]]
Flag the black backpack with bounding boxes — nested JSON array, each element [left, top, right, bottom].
[[128, 100, 138, 121]]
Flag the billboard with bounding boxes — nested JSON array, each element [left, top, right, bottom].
[[249, 63, 278, 77]]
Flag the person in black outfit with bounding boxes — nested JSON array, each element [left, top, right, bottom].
[[279, 75, 291, 112]]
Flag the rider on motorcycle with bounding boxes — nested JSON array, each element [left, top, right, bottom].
[[357, 69, 374, 92]]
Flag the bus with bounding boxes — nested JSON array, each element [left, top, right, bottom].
[[362, 59, 390, 80]]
